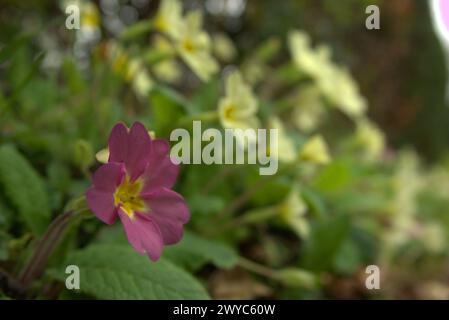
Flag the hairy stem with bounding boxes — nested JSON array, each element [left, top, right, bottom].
[[19, 209, 86, 290]]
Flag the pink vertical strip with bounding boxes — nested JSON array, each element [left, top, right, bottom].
[[440, 0, 449, 31]]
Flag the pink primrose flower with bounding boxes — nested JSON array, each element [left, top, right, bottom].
[[86, 122, 190, 261]]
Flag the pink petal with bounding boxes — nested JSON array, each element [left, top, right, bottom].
[[118, 209, 163, 261], [125, 122, 153, 181], [141, 188, 190, 245], [440, 0, 449, 32], [92, 162, 125, 192], [141, 139, 179, 193], [86, 188, 117, 225], [108, 122, 129, 163]]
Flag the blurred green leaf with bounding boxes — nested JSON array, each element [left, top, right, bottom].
[[333, 238, 362, 274], [73, 139, 94, 172], [164, 232, 238, 270], [94, 225, 238, 271], [149, 86, 190, 137], [313, 158, 353, 193], [48, 244, 210, 299], [275, 268, 318, 289], [0, 145, 50, 234], [0, 34, 32, 65], [300, 215, 350, 272]]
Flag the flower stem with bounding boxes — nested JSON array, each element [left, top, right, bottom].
[[120, 19, 154, 41], [237, 257, 277, 279], [19, 209, 89, 290], [0, 267, 26, 299], [219, 206, 279, 232]]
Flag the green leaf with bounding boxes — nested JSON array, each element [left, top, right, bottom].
[[149, 86, 189, 137], [0, 34, 32, 65], [48, 244, 210, 299], [164, 232, 238, 270], [313, 158, 353, 193], [0, 231, 11, 260], [333, 238, 363, 274], [300, 215, 350, 272], [0, 145, 50, 234], [94, 225, 238, 271]]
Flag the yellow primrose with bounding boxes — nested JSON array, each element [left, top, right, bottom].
[[319, 66, 367, 120], [267, 117, 296, 163], [279, 188, 309, 238], [127, 58, 154, 97], [154, 0, 183, 38], [288, 30, 333, 80], [131, 67, 154, 98], [355, 119, 385, 160], [218, 70, 260, 132], [153, 60, 182, 84], [212, 32, 237, 62], [81, 1, 100, 28], [96, 131, 156, 164], [106, 44, 154, 98], [299, 135, 331, 165], [106, 43, 131, 79], [173, 10, 219, 82], [292, 85, 325, 133], [288, 30, 367, 120], [151, 35, 181, 84]]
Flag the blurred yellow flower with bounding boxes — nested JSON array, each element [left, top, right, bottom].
[[131, 66, 154, 98], [288, 30, 367, 120], [95, 148, 109, 164], [153, 60, 182, 84], [154, 0, 183, 38], [267, 117, 296, 163], [218, 70, 260, 132], [81, 1, 100, 28], [212, 32, 237, 62], [288, 30, 332, 80], [173, 11, 218, 82], [279, 188, 309, 238], [106, 43, 154, 97], [319, 66, 367, 120], [292, 85, 325, 133], [299, 135, 331, 165], [151, 35, 182, 84], [355, 119, 385, 160]]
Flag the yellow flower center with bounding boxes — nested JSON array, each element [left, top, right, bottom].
[[223, 104, 236, 121], [155, 17, 168, 32], [182, 38, 196, 53], [113, 176, 146, 219]]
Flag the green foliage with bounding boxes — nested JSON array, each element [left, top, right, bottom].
[[301, 216, 350, 272], [94, 225, 238, 271], [0, 145, 50, 234], [1, 0, 449, 301], [48, 245, 209, 299]]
